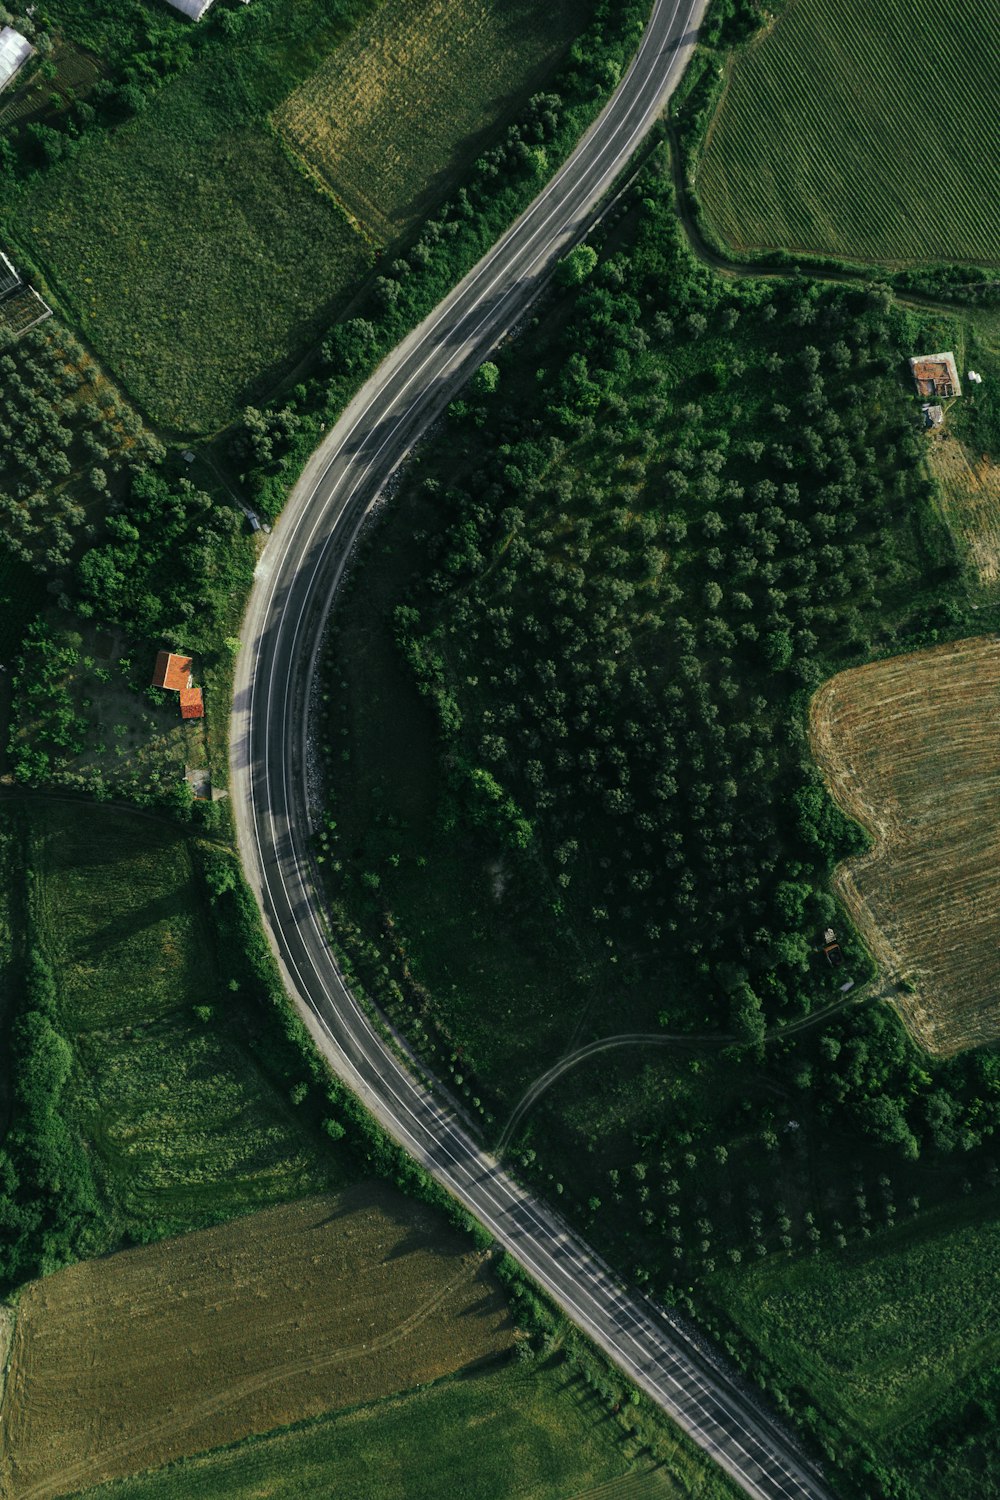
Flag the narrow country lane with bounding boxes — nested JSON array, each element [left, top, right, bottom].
[[230, 3, 838, 1495]]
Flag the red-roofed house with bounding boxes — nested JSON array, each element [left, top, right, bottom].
[[179, 686, 204, 721], [151, 651, 193, 692]]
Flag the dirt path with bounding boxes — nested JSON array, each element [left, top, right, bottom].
[[496, 987, 874, 1152]]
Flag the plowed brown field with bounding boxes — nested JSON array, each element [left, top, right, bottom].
[[0, 1183, 512, 1500], [810, 636, 1000, 1054]]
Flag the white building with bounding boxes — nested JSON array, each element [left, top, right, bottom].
[[162, 0, 217, 19], [0, 26, 32, 95]]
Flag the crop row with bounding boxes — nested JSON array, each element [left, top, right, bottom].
[[697, 0, 1000, 267]]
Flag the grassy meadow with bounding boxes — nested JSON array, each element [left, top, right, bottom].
[[810, 637, 1000, 1055], [67, 1359, 722, 1500], [4, 0, 589, 433], [695, 0, 1000, 268], [27, 799, 350, 1237], [6, 0, 373, 435], [0, 1183, 512, 1498], [708, 1193, 1000, 1487], [276, 0, 580, 244]]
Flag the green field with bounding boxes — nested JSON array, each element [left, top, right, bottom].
[[71, 1358, 712, 1500], [27, 799, 351, 1240], [709, 1195, 1000, 1487], [695, 0, 1000, 267], [5, 0, 374, 434], [4, 0, 588, 434], [277, 0, 580, 245]]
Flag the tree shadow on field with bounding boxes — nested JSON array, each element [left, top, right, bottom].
[[390, 0, 581, 239], [74, 886, 197, 974]]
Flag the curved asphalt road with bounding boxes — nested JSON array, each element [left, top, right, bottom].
[[231, 4, 837, 1496]]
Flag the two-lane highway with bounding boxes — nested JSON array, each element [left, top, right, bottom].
[[230, 3, 837, 1495]]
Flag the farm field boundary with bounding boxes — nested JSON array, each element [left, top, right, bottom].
[[692, 0, 1000, 270], [810, 636, 1000, 1054], [0, 1183, 512, 1499]]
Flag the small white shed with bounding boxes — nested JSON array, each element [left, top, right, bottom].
[[0, 26, 33, 95]]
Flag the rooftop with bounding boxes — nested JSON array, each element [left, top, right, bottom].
[[0, 26, 32, 96], [152, 651, 193, 692], [909, 351, 961, 400], [162, 0, 217, 19], [179, 686, 205, 720]]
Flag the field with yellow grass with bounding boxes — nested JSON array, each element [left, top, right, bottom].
[[275, 0, 580, 244], [0, 1183, 512, 1500], [927, 429, 1000, 592], [810, 636, 1000, 1054]]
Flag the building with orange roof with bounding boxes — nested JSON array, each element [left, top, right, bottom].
[[151, 651, 193, 692], [909, 351, 961, 401], [179, 686, 204, 721]]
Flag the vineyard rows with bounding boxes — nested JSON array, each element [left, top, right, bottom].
[[696, 0, 1000, 267]]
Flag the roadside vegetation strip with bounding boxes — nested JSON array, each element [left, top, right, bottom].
[[694, 0, 1000, 268], [275, 0, 582, 245], [0, 1183, 512, 1500], [810, 636, 1000, 1056]]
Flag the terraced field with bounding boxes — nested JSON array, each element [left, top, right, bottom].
[[695, 0, 1000, 267], [275, 0, 580, 243], [810, 637, 1000, 1054]]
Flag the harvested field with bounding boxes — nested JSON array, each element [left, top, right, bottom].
[[926, 429, 1000, 591], [275, 0, 580, 244], [810, 636, 1000, 1053], [67, 1360, 684, 1500], [696, 0, 1000, 267], [0, 1183, 513, 1499]]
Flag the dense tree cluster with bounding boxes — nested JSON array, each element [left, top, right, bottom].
[[389, 188, 947, 1040], [0, 933, 100, 1288], [72, 468, 243, 643], [0, 325, 162, 573]]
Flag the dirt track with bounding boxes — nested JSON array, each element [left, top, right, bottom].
[[0, 1183, 511, 1499]]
